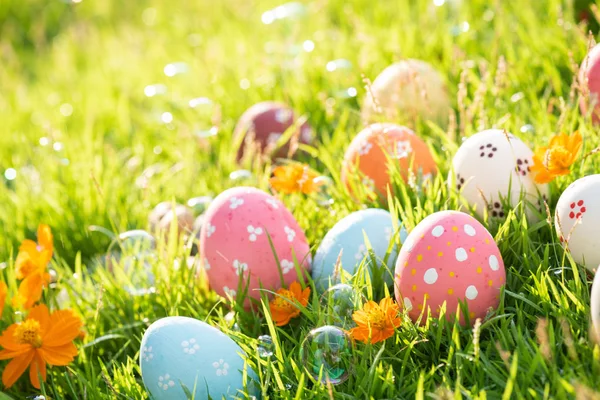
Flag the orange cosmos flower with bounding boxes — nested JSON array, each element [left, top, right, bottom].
[[349, 297, 401, 344], [270, 163, 320, 195], [269, 281, 310, 326], [530, 132, 583, 184], [0, 281, 6, 320], [13, 224, 53, 309], [0, 304, 82, 389]]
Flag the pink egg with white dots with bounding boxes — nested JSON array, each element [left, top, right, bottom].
[[394, 210, 505, 324], [200, 187, 311, 305]]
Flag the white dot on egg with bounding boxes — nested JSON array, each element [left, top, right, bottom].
[[489, 255, 499, 271], [465, 285, 478, 300], [403, 297, 413, 311], [455, 248, 468, 262], [464, 224, 476, 237], [431, 225, 445, 237], [423, 268, 438, 284]]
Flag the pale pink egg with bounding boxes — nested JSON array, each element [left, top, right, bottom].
[[394, 210, 505, 324], [579, 44, 600, 123], [200, 187, 311, 304]]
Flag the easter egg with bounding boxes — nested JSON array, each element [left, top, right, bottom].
[[362, 59, 450, 124], [449, 129, 549, 219], [149, 202, 194, 237], [579, 44, 600, 123], [140, 316, 259, 399], [591, 269, 600, 340], [394, 210, 505, 323], [555, 174, 600, 270], [200, 187, 311, 303], [312, 209, 408, 292], [234, 101, 313, 160], [341, 123, 437, 197]]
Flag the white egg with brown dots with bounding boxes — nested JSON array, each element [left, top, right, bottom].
[[449, 129, 549, 219], [555, 174, 600, 270]]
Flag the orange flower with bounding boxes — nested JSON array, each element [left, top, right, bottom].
[[0, 304, 82, 389], [0, 282, 6, 320], [13, 224, 53, 309], [531, 132, 583, 184], [269, 281, 310, 326], [349, 297, 401, 344], [270, 163, 320, 194]]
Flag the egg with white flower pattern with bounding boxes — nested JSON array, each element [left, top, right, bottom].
[[140, 316, 260, 400], [555, 174, 600, 270], [449, 129, 549, 220], [200, 186, 311, 304], [394, 210, 505, 324], [312, 208, 408, 293]]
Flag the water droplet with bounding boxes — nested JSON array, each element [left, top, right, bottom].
[[333, 87, 357, 99], [161, 112, 173, 124], [144, 84, 167, 97], [450, 21, 470, 36], [53, 142, 64, 152], [224, 311, 240, 332], [230, 169, 254, 182], [261, 2, 307, 24], [313, 176, 334, 207], [303, 40, 315, 52], [300, 326, 353, 385], [39, 137, 50, 146], [153, 146, 162, 155], [511, 92, 525, 103], [60, 103, 73, 117], [326, 59, 352, 72], [195, 126, 219, 138], [187, 196, 213, 214], [433, 0, 445, 5], [257, 335, 274, 358], [320, 284, 365, 328], [189, 97, 213, 109], [4, 168, 17, 180], [240, 79, 251, 90], [164, 62, 189, 77], [520, 124, 535, 134]]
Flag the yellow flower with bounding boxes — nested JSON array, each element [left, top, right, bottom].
[[270, 163, 320, 195], [269, 281, 310, 326], [0, 282, 6, 320], [13, 224, 53, 310], [531, 132, 583, 184], [349, 297, 401, 344], [0, 304, 82, 389]]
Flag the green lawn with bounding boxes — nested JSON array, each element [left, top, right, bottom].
[[1, 0, 600, 398]]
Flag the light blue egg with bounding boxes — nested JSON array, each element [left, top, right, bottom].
[[312, 208, 408, 293], [140, 316, 260, 399]]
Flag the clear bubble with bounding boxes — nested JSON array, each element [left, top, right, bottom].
[[300, 326, 353, 385], [195, 126, 219, 138], [53, 142, 64, 152], [144, 84, 167, 97], [450, 21, 470, 36], [257, 335, 274, 358], [520, 124, 535, 134], [114, 230, 156, 253], [161, 112, 173, 124], [312, 176, 334, 207], [189, 97, 213, 109], [230, 169, 255, 183], [303, 40, 315, 52], [105, 231, 157, 294], [187, 196, 213, 214], [164, 62, 189, 77], [4, 168, 17, 181], [326, 59, 352, 72], [320, 284, 365, 328], [39, 137, 50, 146]]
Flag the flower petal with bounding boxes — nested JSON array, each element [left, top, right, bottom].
[[37, 224, 53, 255], [43, 310, 83, 347], [29, 351, 47, 389], [28, 304, 51, 333], [39, 343, 78, 366], [0, 325, 26, 351], [1, 350, 34, 388]]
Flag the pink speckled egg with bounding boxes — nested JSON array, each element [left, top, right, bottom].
[[200, 187, 311, 304], [394, 210, 505, 324], [579, 44, 600, 123]]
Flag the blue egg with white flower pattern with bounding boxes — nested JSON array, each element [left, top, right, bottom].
[[140, 317, 260, 400], [312, 209, 408, 293]]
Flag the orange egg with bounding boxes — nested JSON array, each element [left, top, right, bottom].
[[341, 123, 437, 197]]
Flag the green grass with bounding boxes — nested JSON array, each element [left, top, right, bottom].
[[1, 0, 600, 398]]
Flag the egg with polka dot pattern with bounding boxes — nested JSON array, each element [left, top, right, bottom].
[[140, 316, 260, 399], [200, 187, 311, 305], [394, 210, 505, 324], [449, 129, 549, 220], [591, 268, 600, 341], [312, 208, 408, 293], [341, 123, 437, 198], [362, 59, 450, 125], [234, 101, 313, 160], [555, 175, 600, 271]]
